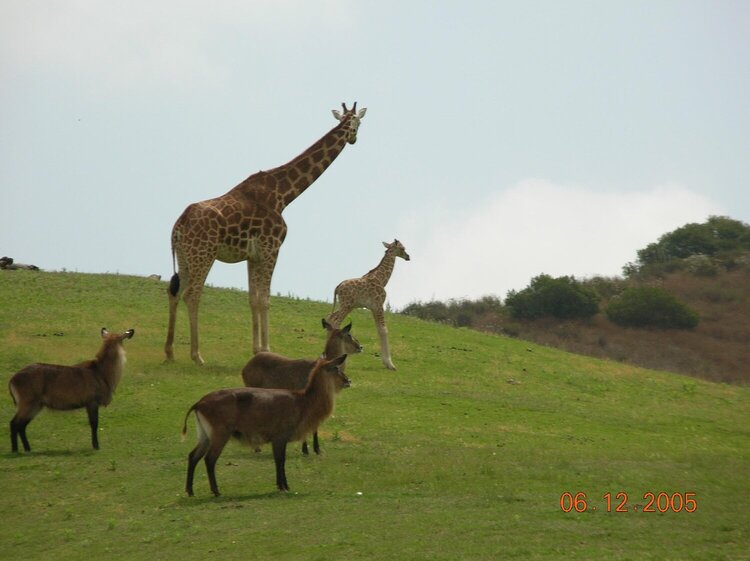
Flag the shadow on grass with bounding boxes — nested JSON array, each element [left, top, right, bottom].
[[1, 448, 96, 460], [156, 357, 241, 378], [174, 489, 307, 507]]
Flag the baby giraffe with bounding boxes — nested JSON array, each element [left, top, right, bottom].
[[328, 239, 410, 370]]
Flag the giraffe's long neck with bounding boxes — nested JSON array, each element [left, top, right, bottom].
[[235, 114, 355, 213], [365, 252, 397, 288]]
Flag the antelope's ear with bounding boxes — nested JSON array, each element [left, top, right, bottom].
[[331, 354, 347, 367], [332, 109, 343, 121], [357, 107, 367, 119], [124, 329, 135, 339], [101, 327, 109, 338], [322, 318, 332, 330], [342, 322, 352, 334]]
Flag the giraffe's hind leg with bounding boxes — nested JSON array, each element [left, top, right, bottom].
[[328, 304, 354, 329], [165, 252, 211, 365], [183, 263, 212, 366]]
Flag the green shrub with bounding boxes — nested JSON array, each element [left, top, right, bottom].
[[605, 287, 699, 329], [400, 296, 503, 327], [628, 216, 750, 277], [684, 254, 718, 276], [582, 276, 628, 299], [505, 274, 599, 320], [401, 300, 452, 323]]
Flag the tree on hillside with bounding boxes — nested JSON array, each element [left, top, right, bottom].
[[505, 274, 599, 320], [401, 296, 503, 327], [605, 287, 699, 329], [626, 216, 750, 276]]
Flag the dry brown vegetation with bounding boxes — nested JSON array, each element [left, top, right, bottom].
[[472, 267, 750, 385], [406, 216, 750, 385]]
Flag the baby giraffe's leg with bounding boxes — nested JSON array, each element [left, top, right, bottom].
[[372, 307, 396, 370]]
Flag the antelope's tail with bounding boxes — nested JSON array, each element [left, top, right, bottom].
[[8, 380, 17, 406], [181, 404, 196, 441]]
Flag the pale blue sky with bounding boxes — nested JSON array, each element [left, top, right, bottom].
[[1, 1, 748, 308]]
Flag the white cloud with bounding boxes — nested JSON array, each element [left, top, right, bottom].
[[0, 0, 352, 93], [388, 179, 726, 309]]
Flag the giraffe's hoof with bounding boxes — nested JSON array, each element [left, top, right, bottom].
[[191, 354, 205, 366]]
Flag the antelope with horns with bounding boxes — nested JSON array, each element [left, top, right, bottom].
[[182, 354, 349, 496], [242, 318, 362, 455], [9, 328, 135, 452]]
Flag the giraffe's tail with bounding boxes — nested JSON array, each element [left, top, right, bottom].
[[169, 245, 180, 297], [169, 274, 180, 297], [330, 288, 338, 314]]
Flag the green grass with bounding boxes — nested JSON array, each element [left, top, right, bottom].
[[1, 271, 748, 560]]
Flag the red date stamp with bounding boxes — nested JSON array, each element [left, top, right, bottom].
[[560, 491, 698, 513]]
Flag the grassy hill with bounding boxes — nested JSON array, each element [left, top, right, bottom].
[[412, 263, 750, 385], [1, 271, 748, 560], [467, 266, 750, 386]]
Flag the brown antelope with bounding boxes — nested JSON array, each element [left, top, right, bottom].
[[9, 328, 135, 452], [182, 354, 349, 496], [242, 318, 362, 455]]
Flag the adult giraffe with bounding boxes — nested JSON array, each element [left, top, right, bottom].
[[165, 103, 367, 365]]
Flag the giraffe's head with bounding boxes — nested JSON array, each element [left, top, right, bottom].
[[383, 239, 410, 261], [332, 102, 367, 144]]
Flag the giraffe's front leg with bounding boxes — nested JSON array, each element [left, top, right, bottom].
[[372, 307, 396, 371], [248, 286, 262, 354], [248, 261, 272, 354], [249, 296, 271, 354], [259, 300, 271, 352]]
